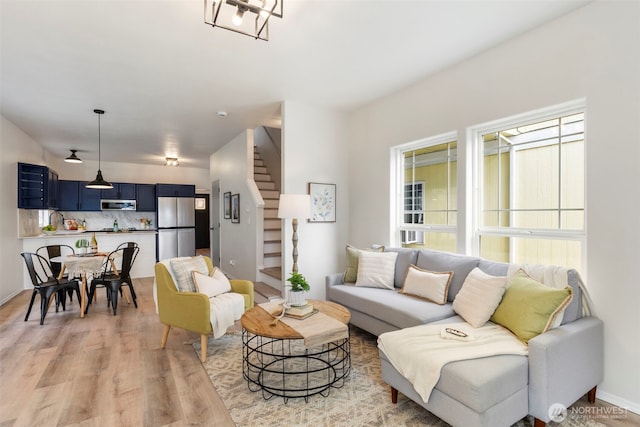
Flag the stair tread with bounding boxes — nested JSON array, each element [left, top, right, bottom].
[[264, 251, 281, 257], [260, 267, 282, 280], [264, 239, 281, 244], [254, 283, 281, 299]]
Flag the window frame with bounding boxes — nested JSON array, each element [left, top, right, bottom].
[[469, 99, 587, 266], [390, 131, 458, 247]]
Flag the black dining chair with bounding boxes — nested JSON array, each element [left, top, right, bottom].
[[36, 244, 76, 307], [86, 246, 139, 315], [21, 252, 81, 325]]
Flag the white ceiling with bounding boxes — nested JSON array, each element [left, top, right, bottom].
[[0, 0, 590, 169]]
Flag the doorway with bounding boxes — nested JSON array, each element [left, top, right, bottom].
[[210, 181, 221, 267], [195, 193, 210, 254]]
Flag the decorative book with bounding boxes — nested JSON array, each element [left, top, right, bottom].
[[285, 303, 314, 317], [285, 309, 318, 320]]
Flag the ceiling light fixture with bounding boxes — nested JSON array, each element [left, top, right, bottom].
[[165, 157, 179, 167], [204, 0, 283, 41], [86, 109, 113, 190], [64, 149, 83, 163]]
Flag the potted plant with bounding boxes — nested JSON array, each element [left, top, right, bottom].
[[286, 271, 310, 306]]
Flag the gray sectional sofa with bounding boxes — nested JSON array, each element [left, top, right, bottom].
[[326, 247, 603, 427]]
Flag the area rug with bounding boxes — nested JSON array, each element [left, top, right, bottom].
[[194, 326, 603, 427]]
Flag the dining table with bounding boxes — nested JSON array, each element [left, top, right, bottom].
[[51, 252, 121, 318]]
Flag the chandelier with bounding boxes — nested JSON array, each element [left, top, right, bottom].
[[204, 0, 283, 41]]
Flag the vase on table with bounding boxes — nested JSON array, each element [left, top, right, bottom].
[[287, 289, 307, 307]]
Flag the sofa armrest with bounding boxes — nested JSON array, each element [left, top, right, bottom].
[[326, 273, 345, 288], [230, 279, 254, 310], [528, 316, 604, 422], [159, 291, 212, 335]]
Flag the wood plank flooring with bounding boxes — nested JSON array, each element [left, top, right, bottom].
[[0, 277, 234, 427], [2, 278, 638, 427]]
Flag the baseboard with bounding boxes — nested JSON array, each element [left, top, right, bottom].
[[0, 288, 24, 306], [597, 389, 640, 415]]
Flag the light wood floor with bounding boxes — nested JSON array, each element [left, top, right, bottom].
[[2, 278, 638, 427], [0, 277, 235, 427]]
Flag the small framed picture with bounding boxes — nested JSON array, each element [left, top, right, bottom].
[[224, 192, 231, 219], [195, 197, 206, 210], [308, 182, 336, 223], [231, 193, 240, 223]]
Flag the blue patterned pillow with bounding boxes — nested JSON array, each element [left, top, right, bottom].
[[170, 256, 209, 292]]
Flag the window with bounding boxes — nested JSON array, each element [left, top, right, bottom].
[[393, 133, 457, 251], [474, 101, 585, 271]]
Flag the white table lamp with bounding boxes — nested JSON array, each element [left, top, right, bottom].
[[277, 194, 311, 273]]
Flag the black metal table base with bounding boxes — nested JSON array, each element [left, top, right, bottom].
[[242, 328, 351, 402]]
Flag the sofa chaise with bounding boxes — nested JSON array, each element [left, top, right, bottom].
[[326, 247, 603, 427]]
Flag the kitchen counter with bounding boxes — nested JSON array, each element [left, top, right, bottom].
[[20, 229, 157, 239]]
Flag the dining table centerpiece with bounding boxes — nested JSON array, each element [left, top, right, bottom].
[[75, 238, 90, 255]]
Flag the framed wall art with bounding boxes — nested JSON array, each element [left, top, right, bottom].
[[308, 182, 336, 223], [195, 197, 206, 210], [224, 192, 231, 219], [231, 193, 240, 223]]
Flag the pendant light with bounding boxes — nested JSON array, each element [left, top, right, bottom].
[[86, 109, 113, 189], [65, 149, 83, 163]]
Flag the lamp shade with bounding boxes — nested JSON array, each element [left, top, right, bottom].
[[277, 194, 311, 219]]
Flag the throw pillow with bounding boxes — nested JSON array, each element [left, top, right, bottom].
[[452, 267, 508, 328], [343, 244, 384, 283], [170, 256, 209, 293], [355, 251, 398, 289], [400, 265, 452, 305], [192, 268, 232, 298], [490, 269, 573, 343]]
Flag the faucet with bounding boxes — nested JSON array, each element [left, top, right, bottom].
[[49, 211, 64, 228]]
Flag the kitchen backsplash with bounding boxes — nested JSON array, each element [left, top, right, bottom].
[[18, 209, 156, 237]]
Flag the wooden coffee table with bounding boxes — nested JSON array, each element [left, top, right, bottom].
[[241, 300, 351, 402]]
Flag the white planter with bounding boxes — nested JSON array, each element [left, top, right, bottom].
[[287, 290, 307, 307]]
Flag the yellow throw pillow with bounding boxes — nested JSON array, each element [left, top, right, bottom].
[[400, 264, 453, 305], [490, 269, 573, 343], [343, 244, 384, 283]]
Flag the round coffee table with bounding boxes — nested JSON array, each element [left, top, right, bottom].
[[241, 300, 351, 402]]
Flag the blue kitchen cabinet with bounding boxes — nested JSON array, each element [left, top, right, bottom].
[[136, 184, 156, 211], [18, 162, 58, 209]]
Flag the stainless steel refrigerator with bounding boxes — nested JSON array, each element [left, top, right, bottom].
[[157, 197, 196, 260]]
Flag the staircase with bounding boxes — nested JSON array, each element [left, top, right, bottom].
[[254, 148, 283, 293]]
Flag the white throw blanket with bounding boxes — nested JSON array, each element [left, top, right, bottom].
[[209, 292, 245, 338], [377, 322, 528, 403]]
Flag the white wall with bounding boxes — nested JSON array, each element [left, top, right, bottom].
[[0, 115, 57, 303], [210, 130, 259, 281], [281, 101, 349, 301], [48, 157, 209, 191], [349, 1, 639, 411]]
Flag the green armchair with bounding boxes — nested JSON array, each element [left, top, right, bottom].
[[155, 256, 254, 362]]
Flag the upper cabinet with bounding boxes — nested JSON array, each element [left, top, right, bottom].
[[58, 180, 101, 211], [156, 184, 195, 198], [18, 162, 58, 209], [101, 182, 136, 200], [136, 184, 156, 211]]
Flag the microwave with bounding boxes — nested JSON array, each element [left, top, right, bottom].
[[101, 199, 137, 211]]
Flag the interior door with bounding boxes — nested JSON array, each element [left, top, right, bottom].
[[195, 194, 210, 249], [211, 180, 221, 267]]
